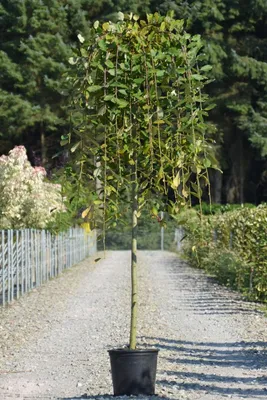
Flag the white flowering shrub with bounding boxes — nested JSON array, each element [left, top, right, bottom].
[[0, 146, 64, 229]]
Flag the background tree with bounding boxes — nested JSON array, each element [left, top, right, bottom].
[[0, 0, 90, 166]]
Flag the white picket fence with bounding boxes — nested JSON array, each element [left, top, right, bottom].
[[0, 228, 97, 306]]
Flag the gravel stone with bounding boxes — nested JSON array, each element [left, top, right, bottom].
[[0, 251, 266, 400]]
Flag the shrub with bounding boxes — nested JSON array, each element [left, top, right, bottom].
[[0, 146, 64, 229]]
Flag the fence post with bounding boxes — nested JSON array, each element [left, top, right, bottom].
[[175, 227, 184, 251], [160, 211, 164, 251], [1, 231, 5, 306], [16, 230, 19, 299]]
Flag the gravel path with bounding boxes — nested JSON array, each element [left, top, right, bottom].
[[0, 251, 266, 400]]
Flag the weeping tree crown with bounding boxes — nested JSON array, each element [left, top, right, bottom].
[[69, 11, 216, 224], [68, 12, 216, 349]]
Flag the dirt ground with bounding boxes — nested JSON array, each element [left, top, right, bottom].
[[0, 251, 266, 400]]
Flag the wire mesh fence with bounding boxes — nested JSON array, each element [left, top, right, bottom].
[[0, 228, 97, 306]]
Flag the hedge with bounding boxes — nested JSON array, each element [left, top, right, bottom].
[[180, 204, 267, 302]]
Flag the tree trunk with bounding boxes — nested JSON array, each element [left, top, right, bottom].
[[129, 156, 138, 350], [239, 135, 245, 204], [211, 170, 222, 203], [40, 122, 47, 166]]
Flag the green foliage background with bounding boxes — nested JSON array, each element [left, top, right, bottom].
[[1, 0, 267, 205], [99, 210, 177, 250]]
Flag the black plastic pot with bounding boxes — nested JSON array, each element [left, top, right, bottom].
[[108, 348, 159, 396]]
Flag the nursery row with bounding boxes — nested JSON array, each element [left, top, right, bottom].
[[181, 204, 267, 302]]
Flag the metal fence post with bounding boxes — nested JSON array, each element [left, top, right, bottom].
[[1, 231, 5, 306]]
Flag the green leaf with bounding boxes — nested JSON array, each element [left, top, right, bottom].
[[116, 98, 129, 108], [200, 65, 212, 72], [191, 182, 200, 193], [204, 103, 216, 111], [110, 82, 128, 89], [203, 158, 211, 168], [105, 59, 114, 68], [104, 94, 115, 102], [191, 74, 204, 81], [133, 78, 144, 84], [87, 85, 102, 92], [98, 40, 107, 51], [98, 105, 107, 115], [118, 89, 127, 96], [156, 70, 165, 77]]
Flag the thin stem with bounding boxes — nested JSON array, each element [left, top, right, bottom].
[[102, 67, 108, 256], [151, 57, 167, 194], [144, 50, 154, 171], [129, 147, 138, 350]]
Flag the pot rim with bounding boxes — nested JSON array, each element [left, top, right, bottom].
[[108, 348, 159, 354]]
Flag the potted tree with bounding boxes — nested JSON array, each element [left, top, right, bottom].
[[67, 11, 216, 396]]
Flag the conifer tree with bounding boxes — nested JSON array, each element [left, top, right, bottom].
[[0, 0, 89, 165], [148, 0, 267, 203]]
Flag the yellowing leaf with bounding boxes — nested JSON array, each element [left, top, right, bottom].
[[154, 119, 165, 124], [172, 172, 180, 189], [182, 188, 189, 198], [94, 199, 103, 205], [81, 222, 91, 233], [102, 22, 110, 31], [160, 21, 166, 31], [82, 207, 91, 219], [151, 206, 158, 215], [158, 166, 164, 179], [70, 141, 81, 153]]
